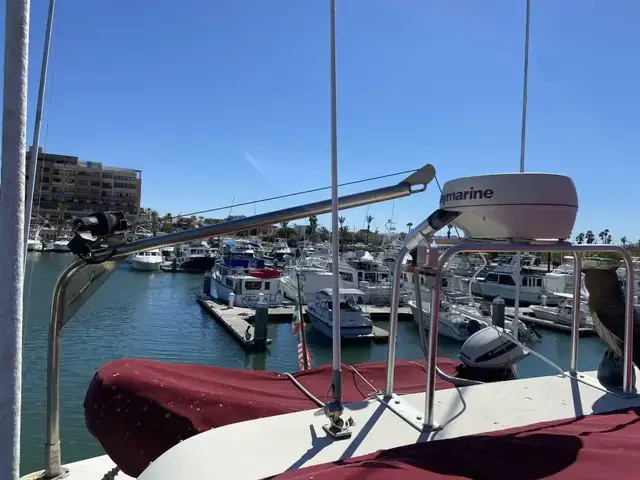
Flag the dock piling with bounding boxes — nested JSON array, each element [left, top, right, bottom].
[[254, 294, 269, 347]]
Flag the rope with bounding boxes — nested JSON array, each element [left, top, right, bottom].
[[281, 363, 385, 409]]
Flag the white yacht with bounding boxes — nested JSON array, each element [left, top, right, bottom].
[[50, 236, 71, 252], [212, 247, 284, 307], [130, 249, 163, 271], [280, 256, 358, 304], [529, 292, 592, 328], [407, 298, 488, 341], [346, 251, 409, 305], [27, 237, 43, 251], [465, 253, 559, 306], [306, 288, 373, 339]]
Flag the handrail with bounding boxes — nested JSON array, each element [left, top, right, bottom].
[[422, 242, 635, 430], [42, 165, 435, 478]]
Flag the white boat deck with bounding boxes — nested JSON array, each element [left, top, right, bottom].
[[25, 368, 640, 480]]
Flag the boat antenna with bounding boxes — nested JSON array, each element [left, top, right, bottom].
[[23, 0, 55, 268], [0, 0, 30, 477], [513, 0, 531, 342], [323, 0, 352, 440]]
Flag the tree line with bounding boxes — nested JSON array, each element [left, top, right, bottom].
[[574, 229, 637, 247]]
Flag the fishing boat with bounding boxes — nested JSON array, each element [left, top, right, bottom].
[[305, 288, 373, 339], [130, 249, 163, 271]]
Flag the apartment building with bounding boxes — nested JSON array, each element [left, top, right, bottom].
[[25, 147, 142, 226]]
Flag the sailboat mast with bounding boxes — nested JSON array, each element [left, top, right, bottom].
[[0, 0, 30, 478], [329, 0, 343, 402], [513, 0, 531, 341], [24, 0, 55, 262]]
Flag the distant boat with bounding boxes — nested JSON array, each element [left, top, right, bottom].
[[50, 237, 71, 252], [306, 288, 373, 339], [130, 249, 163, 271]]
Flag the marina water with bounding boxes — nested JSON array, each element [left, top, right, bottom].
[[21, 252, 606, 474]]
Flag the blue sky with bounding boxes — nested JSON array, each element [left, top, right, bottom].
[[3, 1, 640, 241]]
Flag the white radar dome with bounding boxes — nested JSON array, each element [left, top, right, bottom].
[[439, 173, 578, 240]]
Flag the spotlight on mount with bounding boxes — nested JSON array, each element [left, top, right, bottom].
[[68, 211, 129, 260]]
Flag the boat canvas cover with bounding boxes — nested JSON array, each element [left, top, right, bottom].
[[269, 406, 640, 480], [84, 358, 459, 476]]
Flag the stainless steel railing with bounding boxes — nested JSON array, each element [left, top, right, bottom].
[[42, 164, 435, 478], [384, 240, 635, 431]]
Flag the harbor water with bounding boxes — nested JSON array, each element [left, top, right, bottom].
[[21, 252, 606, 474]]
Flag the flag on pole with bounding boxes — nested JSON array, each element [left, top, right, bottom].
[[297, 342, 312, 370], [292, 304, 301, 335], [292, 320, 301, 336]]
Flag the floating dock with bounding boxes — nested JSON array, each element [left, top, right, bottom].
[[197, 295, 272, 352], [198, 295, 393, 348], [517, 313, 596, 336]]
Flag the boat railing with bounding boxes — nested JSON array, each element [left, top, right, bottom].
[[239, 292, 282, 306], [40, 163, 436, 478], [383, 237, 636, 434]]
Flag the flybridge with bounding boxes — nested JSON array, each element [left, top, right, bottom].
[[440, 187, 494, 205]]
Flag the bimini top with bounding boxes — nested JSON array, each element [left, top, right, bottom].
[[438, 172, 578, 241], [317, 288, 366, 298]]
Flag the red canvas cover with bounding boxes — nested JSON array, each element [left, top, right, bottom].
[[269, 407, 640, 480], [84, 357, 459, 476]]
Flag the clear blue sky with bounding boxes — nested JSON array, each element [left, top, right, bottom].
[[3, 1, 640, 241]]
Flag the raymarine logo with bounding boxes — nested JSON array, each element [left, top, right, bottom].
[[440, 187, 494, 205]]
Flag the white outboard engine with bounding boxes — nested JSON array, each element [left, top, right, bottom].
[[458, 328, 529, 381]]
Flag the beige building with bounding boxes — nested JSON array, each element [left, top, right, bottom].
[[25, 146, 142, 228]]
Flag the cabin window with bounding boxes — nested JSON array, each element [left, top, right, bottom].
[[498, 275, 515, 286], [522, 277, 527, 287], [264, 282, 270, 290], [536, 278, 542, 287], [358, 271, 363, 281], [340, 272, 354, 282], [226, 278, 233, 287], [485, 273, 499, 283], [420, 277, 425, 285], [245, 281, 262, 290]]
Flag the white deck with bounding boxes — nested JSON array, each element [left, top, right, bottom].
[[22, 368, 640, 480]]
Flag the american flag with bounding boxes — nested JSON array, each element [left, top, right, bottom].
[[292, 319, 301, 336], [297, 342, 312, 370]]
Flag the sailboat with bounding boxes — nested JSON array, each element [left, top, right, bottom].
[[6, 2, 640, 480]]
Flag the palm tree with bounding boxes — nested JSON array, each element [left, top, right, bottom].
[[307, 215, 318, 240], [575, 232, 585, 244], [365, 215, 374, 242], [406, 222, 413, 232], [621, 236, 628, 247], [150, 209, 159, 237], [280, 220, 289, 229], [338, 216, 347, 250], [585, 230, 595, 244], [56, 201, 68, 237]]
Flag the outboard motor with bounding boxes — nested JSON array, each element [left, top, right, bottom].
[[457, 327, 529, 383]]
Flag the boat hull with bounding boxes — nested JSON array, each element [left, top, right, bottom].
[[408, 302, 476, 342], [306, 308, 373, 339], [130, 258, 162, 271], [213, 274, 283, 308], [181, 257, 216, 273]]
